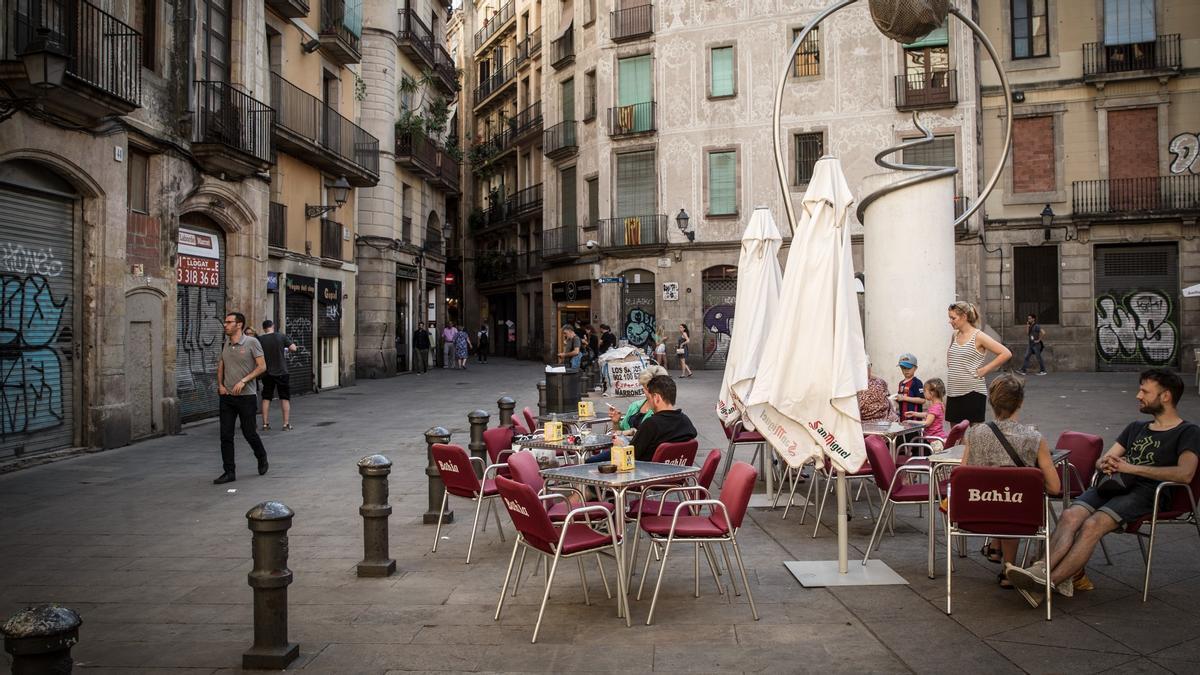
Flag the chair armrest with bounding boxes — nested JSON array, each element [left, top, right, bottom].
[[898, 442, 934, 457], [560, 505, 618, 537], [667, 499, 733, 535], [652, 485, 713, 515], [469, 456, 485, 475], [537, 492, 571, 506], [483, 462, 508, 480], [497, 449, 515, 462], [545, 484, 587, 503]]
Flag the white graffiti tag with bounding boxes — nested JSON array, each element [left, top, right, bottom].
[[1095, 291, 1177, 365], [1168, 132, 1199, 175], [0, 242, 64, 277]]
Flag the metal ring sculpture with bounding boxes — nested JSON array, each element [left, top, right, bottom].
[[771, 1, 1014, 232]]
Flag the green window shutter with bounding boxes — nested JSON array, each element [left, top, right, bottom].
[[561, 166, 577, 230], [617, 55, 652, 105], [587, 177, 599, 228], [708, 151, 736, 215], [616, 150, 656, 218], [561, 77, 575, 121], [903, 21, 948, 49], [710, 47, 734, 97]]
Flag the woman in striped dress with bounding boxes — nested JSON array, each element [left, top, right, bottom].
[[945, 301, 1011, 424]]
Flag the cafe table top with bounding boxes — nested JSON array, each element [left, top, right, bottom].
[[540, 461, 700, 490], [520, 434, 613, 454], [928, 445, 1070, 466], [861, 420, 927, 437], [537, 412, 611, 425]]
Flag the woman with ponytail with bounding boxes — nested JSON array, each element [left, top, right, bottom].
[[944, 301, 1011, 424]]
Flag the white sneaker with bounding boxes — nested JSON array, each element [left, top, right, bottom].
[[1055, 577, 1074, 598], [1005, 562, 1048, 608]]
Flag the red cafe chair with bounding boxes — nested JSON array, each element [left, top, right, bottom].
[[493, 475, 625, 643], [522, 406, 539, 434], [506, 451, 613, 522], [483, 426, 516, 478], [804, 451, 876, 536], [1050, 431, 1111, 563], [1109, 462, 1200, 601], [862, 435, 941, 562], [636, 461, 760, 625], [718, 420, 767, 485], [946, 466, 1052, 619], [430, 443, 507, 564], [511, 414, 531, 435]]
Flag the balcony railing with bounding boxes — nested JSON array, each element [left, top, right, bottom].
[[894, 69, 957, 111], [530, 27, 542, 54], [434, 45, 457, 92], [319, 0, 362, 64], [270, 72, 380, 183], [542, 226, 578, 258], [1083, 34, 1180, 79], [1072, 175, 1200, 216], [424, 228, 444, 256], [519, 249, 542, 276], [269, 201, 286, 248], [2, 0, 142, 107], [513, 100, 543, 138], [477, 251, 517, 284], [473, 0, 514, 52], [395, 131, 439, 176], [435, 149, 460, 194], [397, 8, 434, 66], [598, 214, 668, 248], [320, 218, 345, 261], [473, 58, 517, 107], [551, 26, 574, 69], [543, 120, 578, 159], [193, 80, 273, 164], [608, 101, 655, 136], [508, 183, 544, 216], [611, 4, 653, 42]]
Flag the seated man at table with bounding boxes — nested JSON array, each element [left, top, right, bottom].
[[1005, 369, 1199, 606], [588, 375, 697, 463]]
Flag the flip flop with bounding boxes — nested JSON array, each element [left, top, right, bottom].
[[980, 542, 1003, 564]]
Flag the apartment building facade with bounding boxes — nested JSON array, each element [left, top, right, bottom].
[[357, 0, 459, 377], [976, 0, 1200, 373]]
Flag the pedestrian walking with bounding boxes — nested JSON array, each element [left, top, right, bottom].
[[454, 327, 472, 369], [413, 321, 432, 373], [676, 323, 693, 378], [476, 324, 490, 363], [243, 327, 263, 415], [442, 322, 458, 369], [257, 320, 297, 431], [1018, 313, 1047, 375], [945, 301, 1012, 425], [213, 312, 269, 485], [654, 332, 667, 367]]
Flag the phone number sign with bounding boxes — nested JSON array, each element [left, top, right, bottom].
[[177, 254, 220, 287]]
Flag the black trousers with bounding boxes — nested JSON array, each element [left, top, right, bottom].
[[220, 394, 267, 472]]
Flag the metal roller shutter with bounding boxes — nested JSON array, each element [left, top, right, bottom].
[[176, 224, 226, 421], [285, 275, 315, 395], [1093, 243, 1179, 371], [620, 269, 656, 348], [0, 186, 77, 458]]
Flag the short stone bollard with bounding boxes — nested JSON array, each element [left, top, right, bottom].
[[496, 396, 515, 428], [243, 501, 299, 670], [468, 410, 490, 469], [2, 604, 81, 674], [536, 381, 547, 417], [424, 426, 453, 525], [357, 455, 396, 578]]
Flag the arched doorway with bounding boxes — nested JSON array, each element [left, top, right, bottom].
[[0, 160, 81, 457], [701, 265, 737, 370], [620, 268, 656, 349], [176, 213, 227, 421]]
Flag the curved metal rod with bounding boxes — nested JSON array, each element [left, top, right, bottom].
[[854, 112, 959, 222]]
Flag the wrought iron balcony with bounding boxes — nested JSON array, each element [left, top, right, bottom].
[[266, 0, 308, 19], [598, 214, 668, 248], [432, 147, 461, 195], [1, 0, 142, 121], [433, 45, 457, 93], [270, 72, 379, 186], [516, 27, 542, 67], [473, 0, 514, 53], [513, 100, 543, 140], [395, 131, 439, 177], [611, 4, 653, 42], [530, 27, 542, 55], [608, 101, 655, 137], [894, 69, 957, 111], [519, 249, 542, 277], [269, 201, 287, 249], [397, 8, 434, 67], [320, 0, 361, 65], [473, 58, 516, 108], [507, 183, 543, 217], [320, 218, 346, 261], [192, 80, 273, 178], [1083, 34, 1180, 80], [1072, 175, 1200, 217], [476, 251, 518, 284], [551, 27, 574, 69], [543, 120, 578, 159], [542, 226, 579, 259]]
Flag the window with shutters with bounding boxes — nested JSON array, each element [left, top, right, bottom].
[[586, 176, 599, 229], [902, 134, 956, 168], [707, 150, 737, 216], [1013, 245, 1059, 324], [792, 27, 820, 77], [793, 132, 823, 186], [1011, 0, 1049, 59], [584, 70, 597, 121], [616, 150, 656, 218], [128, 150, 150, 214], [709, 46, 735, 98], [561, 166, 577, 231], [616, 54, 653, 134], [1104, 0, 1155, 46], [562, 76, 575, 121]]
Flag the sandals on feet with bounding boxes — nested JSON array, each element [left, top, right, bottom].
[[262, 423, 271, 431], [980, 542, 1004, 564], [282, 424, 293, 431], [997, 573, 1014, 589]]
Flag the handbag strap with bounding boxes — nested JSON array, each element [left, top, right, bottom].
[[986, 421, 1026, 468]]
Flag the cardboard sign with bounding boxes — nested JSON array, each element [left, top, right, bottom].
[[608, 360, 645, 397]]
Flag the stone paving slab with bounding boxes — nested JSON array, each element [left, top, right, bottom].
[[1, 362, 1198, 673]]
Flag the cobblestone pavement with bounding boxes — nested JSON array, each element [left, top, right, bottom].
[[2, 360, 1199, 673]]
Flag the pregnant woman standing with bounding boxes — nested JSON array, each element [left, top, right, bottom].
[[945, 301, 1011, 425]]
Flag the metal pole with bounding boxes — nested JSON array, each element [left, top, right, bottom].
[[468, 410, 490, 468], [536, 381, 547, 417], [2, 605, 82, 674], [424, 426, 453, 524], [357, 455, 396, 577], [243, 501, 299, 670], [836, 469, 848, 575]]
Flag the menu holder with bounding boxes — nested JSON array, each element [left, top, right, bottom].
[[544, 420, 563, 442], [611, 445, 636, 473], [577, 400, 595, 418]]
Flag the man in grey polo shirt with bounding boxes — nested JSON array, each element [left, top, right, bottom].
[[214, 311, 269, 484]]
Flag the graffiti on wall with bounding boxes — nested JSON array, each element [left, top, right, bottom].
[[703, 303, 735, 365], [1168, 132, 1200, 175], [624, 308, 656, 348], [176, 285, 222, 403], [1095, 290, 1178, 365], [0, 274, 67, 438]]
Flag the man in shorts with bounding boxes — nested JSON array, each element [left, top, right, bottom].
[[258, 319, 298, 431], [1005, 368, 1199, 606]]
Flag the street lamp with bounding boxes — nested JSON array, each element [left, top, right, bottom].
[[305, 176, 352, 218], [20, 28, 68, 89], [1041, 203, 1054, 242], [675, 208, 693, 242]]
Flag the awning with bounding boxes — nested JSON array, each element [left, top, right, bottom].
[[903, 21, 948, 49]]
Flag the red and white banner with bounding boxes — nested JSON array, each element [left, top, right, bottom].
[[177, 227, 221, 287]]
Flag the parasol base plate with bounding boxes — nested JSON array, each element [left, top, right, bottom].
[[784, 559, 908, 587]]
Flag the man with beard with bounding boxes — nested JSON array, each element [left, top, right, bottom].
[[1005, 369, 1198, 607]]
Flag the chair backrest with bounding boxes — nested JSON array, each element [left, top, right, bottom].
[[495, 475, 559, 553], [483, 426, 515, 464], [511, 415, 531, 435], [720, 420, 739, 441], [522, 407, 538, 433], [505, 450, 545, 492], [945, 419, 970, 448], [863, 435, 897, 492], [696, 449, 722, 490], [652, 439, 699, 466], [949, 466, 1046, 535], [1054, 431, 1104, 497], [714, 461, 757, 530], [431, 443, 482, 498], [1163, 452, 1200, 517]]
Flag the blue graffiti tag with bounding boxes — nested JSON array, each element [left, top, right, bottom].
[[0, 274, 66, 438]]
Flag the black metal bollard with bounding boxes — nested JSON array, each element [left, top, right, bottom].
[[357, 455, 396, 578], [243, 501, 299, 670], [2, 605, 81, 674], [496, 396, 515, 428], [424, 426, 453, 525], [536, 381, 547, 417], [468, 410, 490, 469]]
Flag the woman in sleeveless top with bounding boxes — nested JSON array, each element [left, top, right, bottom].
[[945, 301, 1011, 424]]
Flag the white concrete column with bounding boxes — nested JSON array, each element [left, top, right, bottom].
[[861, 173, 957, 389]]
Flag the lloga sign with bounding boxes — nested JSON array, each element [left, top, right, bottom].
[[177, 227, 221, 288]]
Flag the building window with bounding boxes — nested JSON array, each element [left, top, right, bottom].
[[401, 184, 412, 241], [562, 76, 575, 122], [793, 132, 823, 186], [136, 0, 157, 71], [792, 26, 820, 77], [586, 0, 597, 25], [1011, 0, 1049, 59], [1012, 116, 1055, 193], [1104, 0, 1155, 46], [586, 176, 599, 229], [709, 46, 735, 98], [707, 150, 737, 216], [902, 134, 956, 168], [561, 166, 577, 231], [584, 70, 597, 121], [400, 72, 415, 112], [128, 150, 149, 214], [616, 150, 656, 217], [1013, 245, 1059, 324]]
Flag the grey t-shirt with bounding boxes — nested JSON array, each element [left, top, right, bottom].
[[220, 335, 264, 396], [258, 332, 293, 376]]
